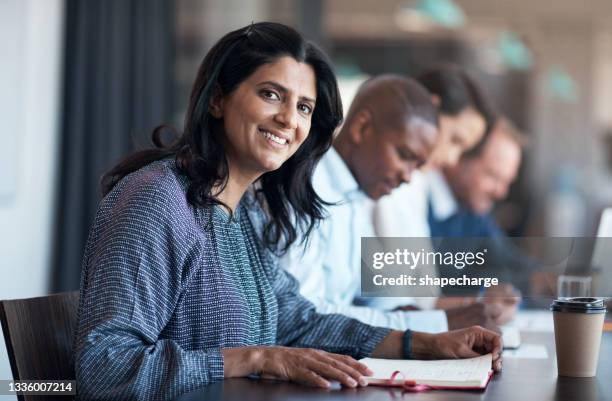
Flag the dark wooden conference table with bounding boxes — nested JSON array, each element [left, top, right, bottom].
[[176, 331, 612, 401]]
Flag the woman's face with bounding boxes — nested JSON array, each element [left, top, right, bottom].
[[427, 107, 486, 169], [214, 56, 317, 180]]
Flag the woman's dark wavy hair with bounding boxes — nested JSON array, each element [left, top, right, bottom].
[[101, 22, 343, 253], [417, 64, 498, 136]]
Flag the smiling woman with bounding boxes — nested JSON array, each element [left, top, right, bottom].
[[100, 23, 340, 253], [73, 22, 390, 400]]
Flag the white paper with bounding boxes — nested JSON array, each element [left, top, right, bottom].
[[360, 354, 492, 383], [503, 344, 549, 359], [501, 326, 521, 349]]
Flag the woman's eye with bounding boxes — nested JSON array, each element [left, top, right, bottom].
[[298, 103, 313, 115], [261, 90, 280, 100]]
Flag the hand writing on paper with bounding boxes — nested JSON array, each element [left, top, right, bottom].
[[412, 326, 503, 372], [445, 302, 502, 332], [482, 284, 521, 325]]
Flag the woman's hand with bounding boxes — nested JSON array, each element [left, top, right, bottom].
[[222, 346, 373, 388], [412, 326, 503, 372]]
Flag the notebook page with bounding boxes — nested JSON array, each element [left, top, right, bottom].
[[360, 353, 492, 384]]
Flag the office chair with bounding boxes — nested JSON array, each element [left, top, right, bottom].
[[0, 291, 79, 401]]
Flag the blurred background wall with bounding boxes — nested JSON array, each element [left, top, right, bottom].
[[2, 0, 612, 393], [0, 0, 64, 395]]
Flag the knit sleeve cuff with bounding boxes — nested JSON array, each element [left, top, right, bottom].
[[193, 348, 225, 384], [357, 327, 393, 359]]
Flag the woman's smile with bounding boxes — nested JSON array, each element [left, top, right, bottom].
[[258, 127, 290, 147]]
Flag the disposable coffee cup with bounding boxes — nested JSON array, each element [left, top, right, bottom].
[[551, 297, 607, 377]]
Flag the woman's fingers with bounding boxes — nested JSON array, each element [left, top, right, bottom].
[[434, 326, 503, 369], [457, 345, 482, 358], [470, 326, 503, 372], [296, 368, 331, 388], [493, 358, 503, 372], [479, 327, 503, 359], [323, 355, 369, 386], [307, 358, 362, 388], [260, 347, 372, 388], [335, 354, 373, 376]]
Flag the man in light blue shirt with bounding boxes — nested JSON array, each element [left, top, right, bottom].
[[282, 75, 500, 333]]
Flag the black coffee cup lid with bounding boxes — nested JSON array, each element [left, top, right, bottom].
[[550, 297, 607, 314]]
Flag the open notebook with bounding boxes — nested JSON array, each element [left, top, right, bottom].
[[359, 353, 493, 390]]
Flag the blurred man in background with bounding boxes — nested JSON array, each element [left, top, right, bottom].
[[428, 118, 530, 317], [429, 117, 525, 237]]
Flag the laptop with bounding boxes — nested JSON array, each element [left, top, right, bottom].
[[590, 208, 612, 299]]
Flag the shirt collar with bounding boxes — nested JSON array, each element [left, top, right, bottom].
[[427, 169, 459, 221], [324, 147, 364, 200]]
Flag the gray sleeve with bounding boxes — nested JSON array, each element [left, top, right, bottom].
[[269, 255, 392, 358], [74, 174, 223, 401]]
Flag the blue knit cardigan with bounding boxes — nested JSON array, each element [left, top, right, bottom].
[[73, 159, 392, 400]]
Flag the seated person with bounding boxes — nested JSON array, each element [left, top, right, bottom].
[[372, 66, 512, 319], [374, 65, 497, 240], [73, 22, 502, 400], [430, 117, 523, 236], [281, 74, 503, 333], [429, 117, 533, 302]]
